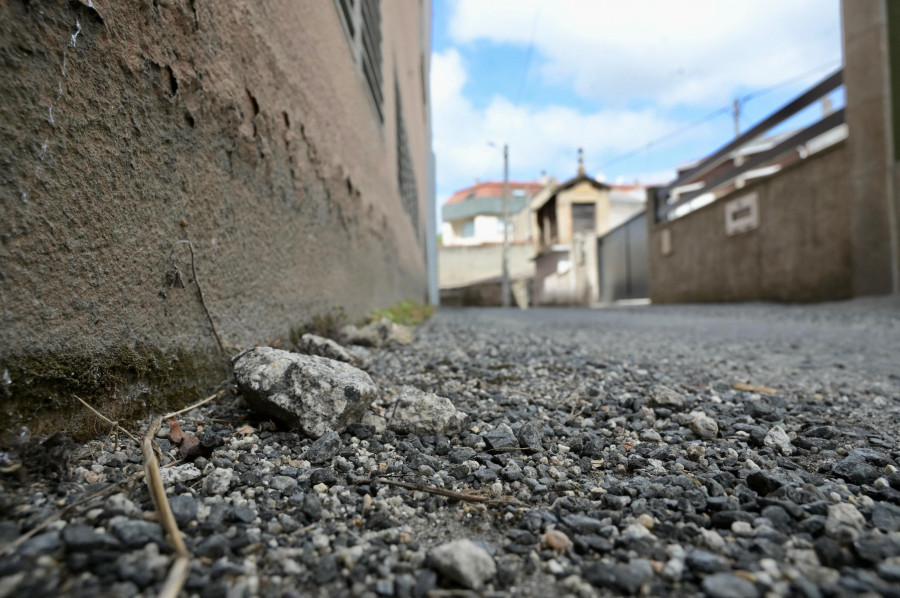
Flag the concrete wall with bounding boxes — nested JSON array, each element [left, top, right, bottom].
[[0, 0, 430, 433], [438, 243, 534, 288], [648, 144, 852, 303]]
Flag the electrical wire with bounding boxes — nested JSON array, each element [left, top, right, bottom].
[[597, 59, 842, 171]]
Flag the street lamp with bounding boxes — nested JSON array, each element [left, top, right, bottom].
[[488, 142, 511, 308]]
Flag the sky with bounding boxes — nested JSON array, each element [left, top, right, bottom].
[[430, 0, 844, 207]]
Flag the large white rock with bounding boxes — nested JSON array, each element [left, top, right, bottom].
[[428, 539, 496, 590], [388, 386, 467, 436], [232, 347, 377, 438]]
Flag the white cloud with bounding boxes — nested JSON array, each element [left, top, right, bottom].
[[431, 48, 691, 201], [447, 0, 842, 107]]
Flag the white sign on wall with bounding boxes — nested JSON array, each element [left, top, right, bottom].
[[725, 192, 759, 236]]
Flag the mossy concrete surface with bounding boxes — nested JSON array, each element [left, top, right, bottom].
[[2, 343, 231, 441]]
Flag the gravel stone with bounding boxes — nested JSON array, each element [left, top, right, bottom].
[[202, 467, 234, 495], [746, 471, 788, 496], [583, 561, 647, 594], [17, 531, 60, 557], [168, 495, 198, 527], [649, 385, 684, 409], [304, 430, 341, 464], [271, 475, 299, 495], [388, 386, 467, 436], [110, 520, 165, 549], [702, 572, 758, 598], [315, 554, 338, 584], [764, 425, 793, 455], [872, 502, 900, 532], [825, 502, 866, 542], [197, 533, 230, 558], [689, 412, 718, 440], [61, 524, 118, 551], [159, 463, 202, 486], [483, 424, 517, 450], [831, 457, 880, 485], [428, 539, 496, 590], [517, 422, 543, 451]]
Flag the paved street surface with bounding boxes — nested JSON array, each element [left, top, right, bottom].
[[2, 298, 900, 597]]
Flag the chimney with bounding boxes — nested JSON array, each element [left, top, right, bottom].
[[577, 148, 585, 176], [540, 171, 548, 185]]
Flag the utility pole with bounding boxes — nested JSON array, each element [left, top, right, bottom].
[[501, 144, 511, 308], [733, 99, 745, 188]]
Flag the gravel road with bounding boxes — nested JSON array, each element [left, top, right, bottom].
[[1, 299, 899, 597]]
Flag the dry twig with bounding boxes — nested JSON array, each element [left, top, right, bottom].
[[142, 417, 191, 598], [734, 382, 778, 395]]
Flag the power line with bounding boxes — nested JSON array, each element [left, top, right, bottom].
[[597, 59, 842, 171], [599, 105, 732, 169]]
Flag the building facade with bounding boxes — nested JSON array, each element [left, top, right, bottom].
[[438, 180, 542, 305], [531, 156, 645, 305]]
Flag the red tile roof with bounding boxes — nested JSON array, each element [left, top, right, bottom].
[[445, 180, 545, 205]]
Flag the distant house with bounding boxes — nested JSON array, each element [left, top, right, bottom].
[[441, 180, 544, 246], [439, 180, 544, 305], [531, 152, 645, 305]]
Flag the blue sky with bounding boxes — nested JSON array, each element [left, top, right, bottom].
[[431, 0, 844, 206]]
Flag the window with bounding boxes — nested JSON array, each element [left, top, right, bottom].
[[335, 0, 384, 123], [461, 221, 475, 238], [572, 203, 596, 234], [512, 189, 527, 197]]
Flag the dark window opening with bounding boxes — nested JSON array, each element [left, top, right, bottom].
[[572, 203, 596, 234]]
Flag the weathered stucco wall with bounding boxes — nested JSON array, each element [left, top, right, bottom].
[[648, 144, 852, 304], [0, 0, 430, 433]]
